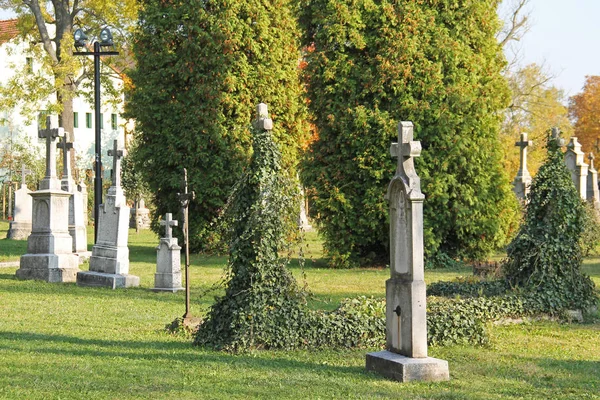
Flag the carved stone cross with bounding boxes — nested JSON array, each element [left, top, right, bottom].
[[390, 121, 422, 194], [160, 213, 178, 240], [57, 136, 74, 180], [107, 140, 125, 188], [551, 127, 565, 147], [38, 116, 64, 181], [18, 162, 31, 189], [515, 132, 533, 179], [254, 103, 273, 131]]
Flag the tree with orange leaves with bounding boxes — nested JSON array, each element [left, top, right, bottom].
[[569, 76, 600, 154]]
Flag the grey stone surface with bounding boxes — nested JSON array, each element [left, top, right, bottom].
[[16, 117, 80, 282], [565, 137, 589, 200], [78, 140, 138, 289], [7, 164, 33, 240], [366, 121, 448, 382], [130, 198, 151, 230], [586, 153, 600, 210], [366, 351, 450, 382], [513, 132, 533, 201], [153, 213, 183, 292]]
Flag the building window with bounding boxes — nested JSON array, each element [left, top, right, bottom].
[[86, 113, 92, 128], [111, 114, 117, 130], [100, 113, 104, 129], [26, 57, 33, 73], [73, 112, 79, 128]]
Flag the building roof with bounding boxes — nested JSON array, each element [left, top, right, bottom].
[[0, 19, 19, 44]]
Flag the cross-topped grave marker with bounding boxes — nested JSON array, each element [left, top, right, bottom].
[[57, 136, 74, 181], [177, 168, 196, 319], [513, 132, 533, 200], [587, 152, 600, 208], [38, 116, 64, 190], [107, 140, 125, 188], [160, 213, 178, 240], [18, 162, 31, 189]]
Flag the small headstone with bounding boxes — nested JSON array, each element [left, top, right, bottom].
[[366, 121, 449, 382], [298, 185, 312, 232], [7, 163, 33, 240], [586, 153, 600, 209], [77, 140, 139, 289], [130, 198, 151, 230], [565, 136, 589, 200], [513, 133, 533, 201], [16, 117, 80, 282], [153, 213, 184, 292]]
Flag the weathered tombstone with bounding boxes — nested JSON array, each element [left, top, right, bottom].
[[153, 213, 184, 292], [513, 132, 533, 201], [78, 179, 89, 226], [587, 152, 600, 209], [366, 121, 449, 382], [16, 117, 80, 282], [7, 163, 33, 240], [77, 140, 139, 289], [565, 137, 588, 200], [130, 198, 151, 230], [57, 137, 89, 261]]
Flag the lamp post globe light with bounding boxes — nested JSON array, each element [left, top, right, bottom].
[[73, 28, 119, 243]]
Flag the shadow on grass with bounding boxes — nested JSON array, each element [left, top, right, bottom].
[[0, 330, 365, 377]]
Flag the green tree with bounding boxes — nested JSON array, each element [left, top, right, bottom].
[[126, 0, 308, 250], [503, 130, 597, 311], [300, 0, 518, 267]]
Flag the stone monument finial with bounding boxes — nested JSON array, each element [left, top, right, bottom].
[[107, 140, 126, 188], [389, 121, 423, 199], [57, 136, 74, 180], [254, 103, 273, 131], [160, 213, 178, 240], [19, 162, 31, 190], [38, 116, 64, 190], [550, 127, 565, 147]]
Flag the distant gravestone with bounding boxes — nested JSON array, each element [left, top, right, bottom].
[[16, 117, 80, 282], [153, 213, 184, 292], [565, 137, 588, 200], [366, 121, 449, 382], [130, 198, 151, 230], [586, 153, 600, 209], [513, 132, 533, 201], [77, 140, 139, 289], [57, 136, 89, 261], [7, 163, 32, 240]]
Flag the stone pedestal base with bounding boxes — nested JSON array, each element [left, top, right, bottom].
[[151, 284, 184, 293], [76, 271, 140, 289], [7, 221, 32, 240], [366, 351, 449, 382], [16, 253, 80, 283]]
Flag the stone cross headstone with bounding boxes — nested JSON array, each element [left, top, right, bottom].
[[513, 133, 533, 200], [77, 139, 138, 289], [587, 152, 600, 209], [16, 117, 80, 282], [366, 121, 449, 382], [57, 137, 74, 182], [7, 163, 33, 240], [153, 213, 184, 292], [564, 136, 588, 200]]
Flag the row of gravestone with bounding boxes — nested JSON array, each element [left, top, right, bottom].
[[514, 130, 600, 208], [13, 117, 182, 292]]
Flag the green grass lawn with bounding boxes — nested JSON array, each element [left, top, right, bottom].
[[0, 220, 599, 399]]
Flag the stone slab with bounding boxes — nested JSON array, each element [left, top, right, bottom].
[[76, 271, 140, 289], [366, 350, 449, 382], [16, 253, 79, 283]]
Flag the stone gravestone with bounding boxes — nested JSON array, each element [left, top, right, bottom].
[[564, 137, 588, 200], [130, 198, 151, 230], [16, 117, 80, 282], [57, 136, 90, 261], [153, 213, 184, 292], [586, 153, 600, 210], [7, 163, 33, 240], [513, 132, 533, 201], [77, 140, 139, 289], [366, 121, 449, 382]]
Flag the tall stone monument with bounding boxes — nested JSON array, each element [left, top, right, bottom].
[[513, 133, 533, 200], [366, 121, 449, 382], [16, 117, 80, 282], [7, 163, 33, 240], [587, 152, 600, 209], [77, 140, 139, 289], [565, 137, 589, 200], [57, 137, 89, 260], [153, 213, 184, 292]]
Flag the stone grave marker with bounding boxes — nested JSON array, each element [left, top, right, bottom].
[[57, 136, 89, 261], [586, 153, 600, 209], [77, 140, 139, 289], [565, 137, 588, 200], [513, 132, 533, 201], [366, 121, 449, 382], [153, 213, 184, 292], [16, 117, 80, 282], [7, 163, 33, 240]]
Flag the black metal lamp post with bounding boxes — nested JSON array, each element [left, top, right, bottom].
[[73, 28, 119, 243]]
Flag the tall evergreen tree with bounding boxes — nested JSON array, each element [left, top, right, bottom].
[[126, 0, 308, 250], [300, 0, 518, 266]]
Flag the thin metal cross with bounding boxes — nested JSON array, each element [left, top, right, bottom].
[[107, 139, 125, 188], [160, 212, 178, 240], [56, 136, 74, 180], [177, 168, 195, 319], [38, 116, 63, 180]]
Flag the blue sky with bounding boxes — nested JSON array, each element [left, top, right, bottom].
[[2, 1, 599, 98]]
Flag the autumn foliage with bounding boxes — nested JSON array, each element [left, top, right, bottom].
[[569, 76, 600, 154]]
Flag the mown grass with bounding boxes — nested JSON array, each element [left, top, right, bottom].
[[0, 220, 599, 399]]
